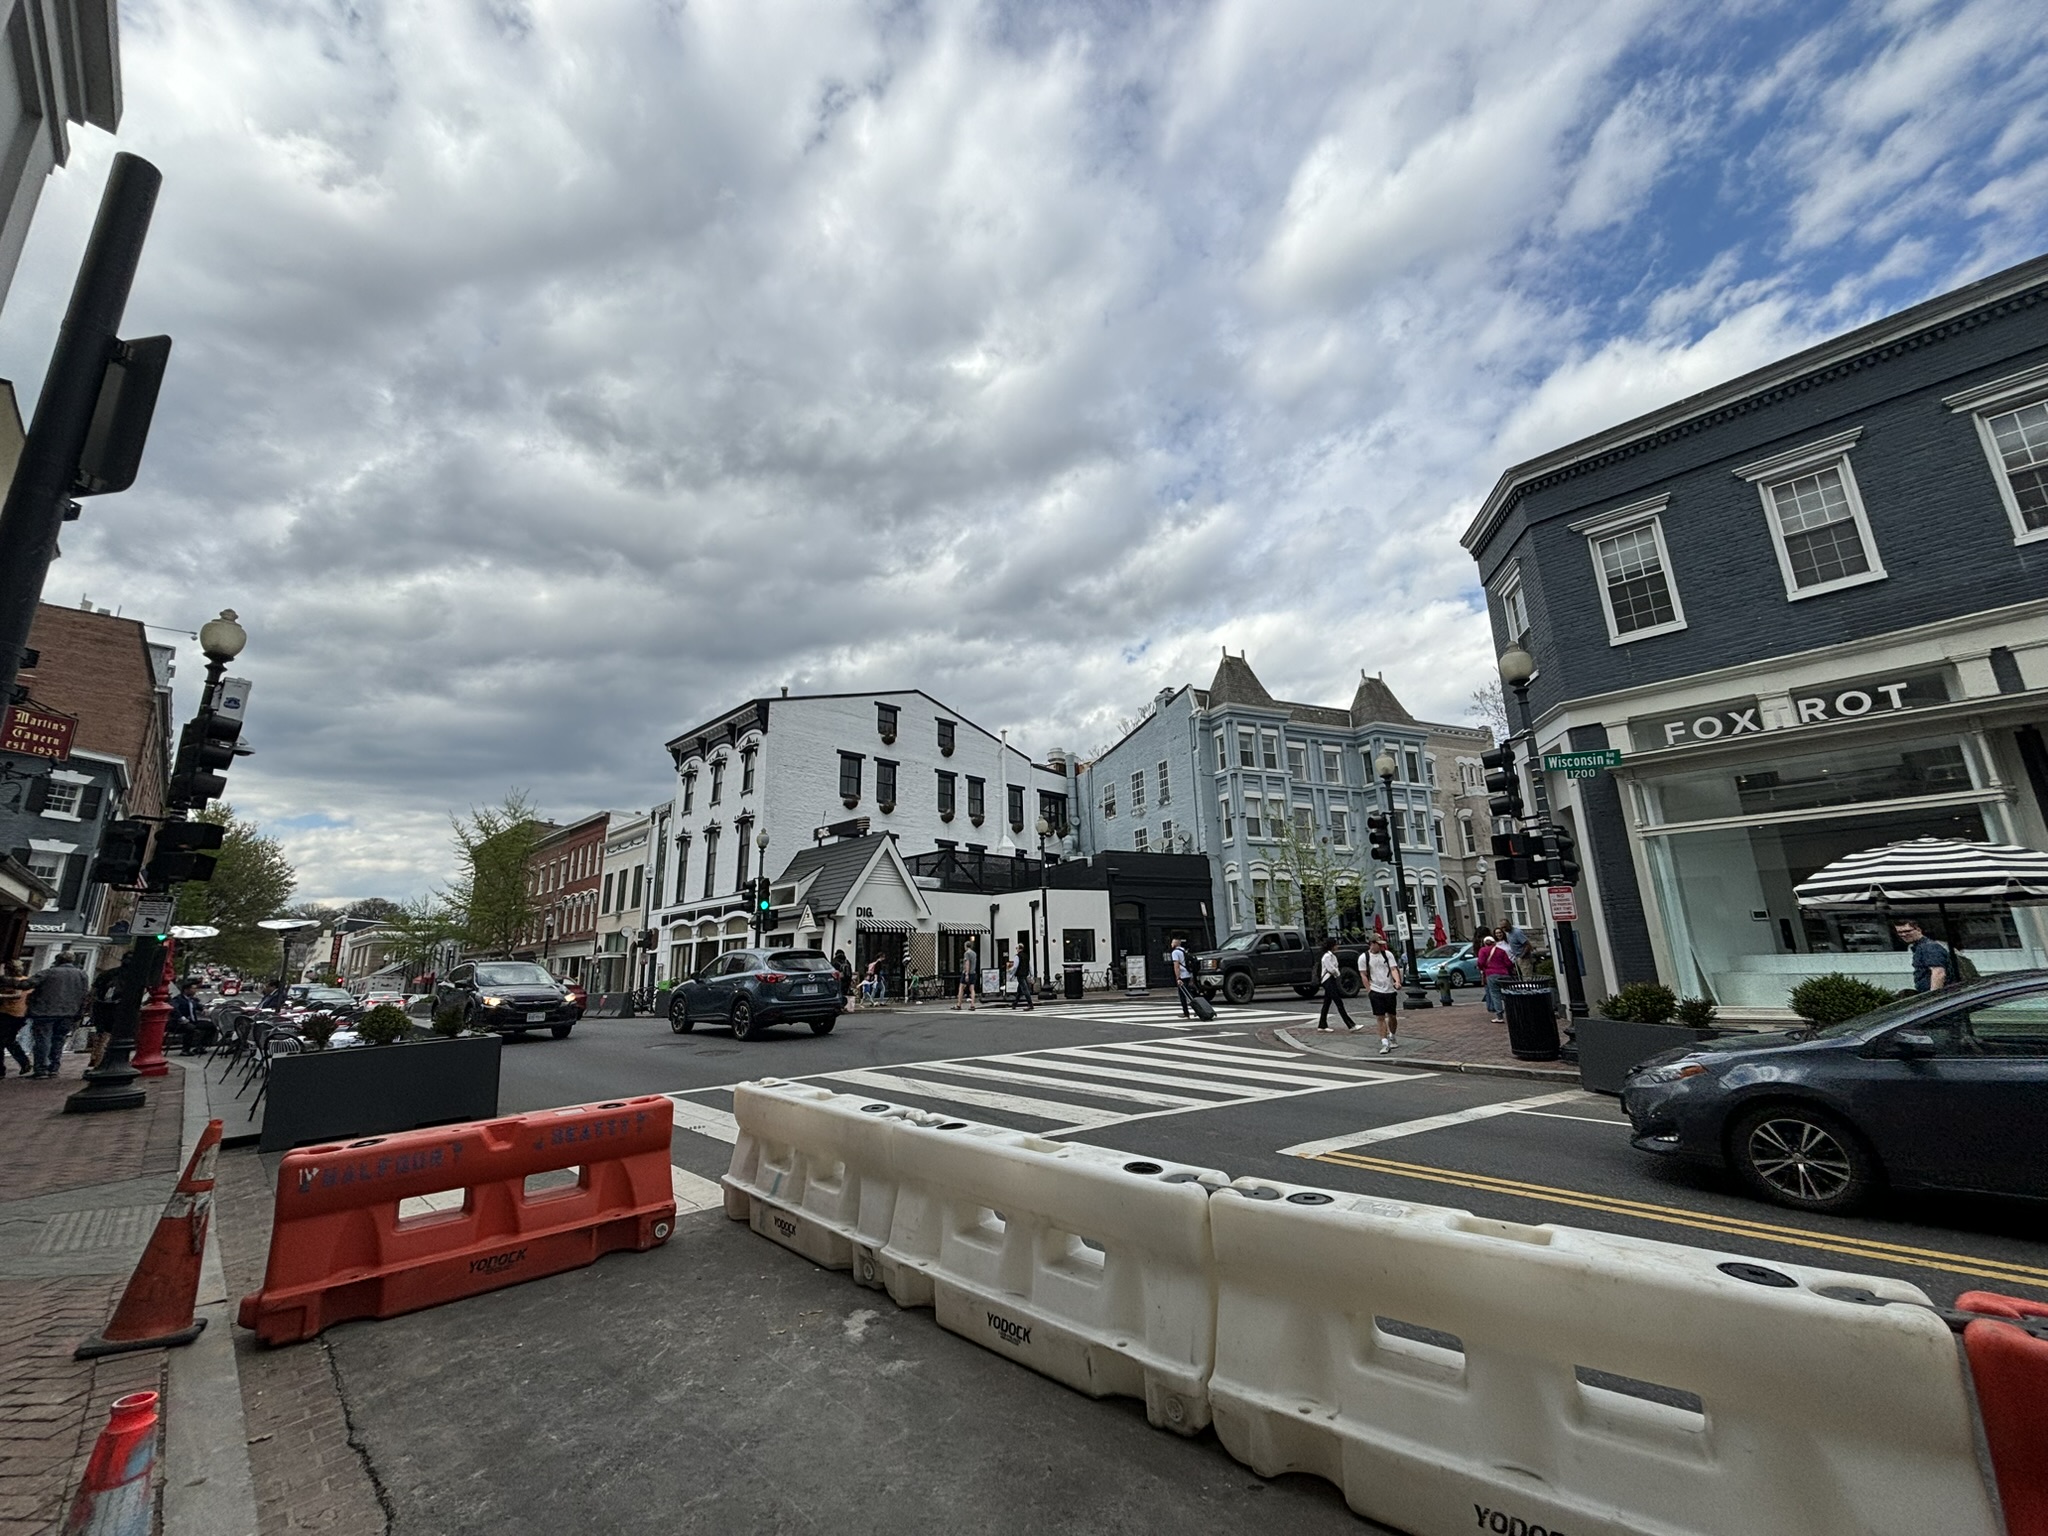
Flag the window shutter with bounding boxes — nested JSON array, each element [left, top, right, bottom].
[[57, 857, 84, 911], [78, 786, 104, 821], [25, 777, 47, 814]]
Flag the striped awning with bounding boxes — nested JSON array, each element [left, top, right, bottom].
[[856, 919, 917, 934], [938, 922, 987, 934], [1794, 837, 2048, 908]]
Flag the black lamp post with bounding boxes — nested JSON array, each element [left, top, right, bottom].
[[1034, 815, 1054, 998], [1375, 751, 1429, 1009], [1498, 644, 1589, 1023]]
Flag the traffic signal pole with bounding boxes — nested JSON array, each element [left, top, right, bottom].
[[0, 154, 160, 707], [1506, 684, 1589, 1024]]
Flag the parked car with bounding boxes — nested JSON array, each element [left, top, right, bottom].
[[433, 961, 579, 1039], [668, 949, 845, 1040], [1622, 970, 2048, 1214], [358, 990, 406, 1011], [286, 985, 361, 1017], [218, 978, 242, 996], [1414, 942, 1481, 989], [1194, 928, 1363, 1004]]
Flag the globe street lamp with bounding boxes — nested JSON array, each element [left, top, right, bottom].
[[754, 828, 771, 946], [1374, 750, 1427, 1009]]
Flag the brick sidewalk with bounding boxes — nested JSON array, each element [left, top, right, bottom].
[[1264, 993, 1580, 1081], [0, 1055, 187, 1535]]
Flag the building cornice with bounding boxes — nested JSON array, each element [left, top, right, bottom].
[[1462, 253, 2048, 557]]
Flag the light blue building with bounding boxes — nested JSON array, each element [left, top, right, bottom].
[[1072, 653, 1443, 945]]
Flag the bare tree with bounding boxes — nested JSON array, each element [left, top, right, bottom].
[[1468, 681, 1509, 742]]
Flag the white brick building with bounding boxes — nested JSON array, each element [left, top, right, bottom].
[[655, 690, 1071, 983]]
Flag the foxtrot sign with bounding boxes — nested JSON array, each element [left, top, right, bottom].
[[1629, 670, 1949, 753]]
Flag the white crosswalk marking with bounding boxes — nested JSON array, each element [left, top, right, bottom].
[[1020, 1003, 1301, 1029], [669, 1035, 1407, 1143]]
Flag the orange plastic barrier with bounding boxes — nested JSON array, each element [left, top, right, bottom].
[[1957, 1290, 2048, 1536], [237, 1096, 677, 1344]]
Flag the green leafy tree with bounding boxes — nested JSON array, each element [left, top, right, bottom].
[[446, 792, 545, 957], [381, 893, 459, 985], [170, 806, 298, 975], [1268, 823, 1372, 940]]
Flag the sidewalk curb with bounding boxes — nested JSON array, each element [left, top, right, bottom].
[[163, 1059, 260, 1536], [1261, 1024, 1582, 1084]]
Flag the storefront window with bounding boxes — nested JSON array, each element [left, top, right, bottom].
[[1636, 735, 1981, 825]]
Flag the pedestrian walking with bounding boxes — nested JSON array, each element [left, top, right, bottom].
[[954, 943, 979, 1011], [1479, 930, 1514, 1021], [1362, 935, 1402, 1054], [1315, 938, 1357, 1032], [1892, 918, 1954, 992], [861, 955, 887, 1006], [1168, 935, 1194, 1019], [0, 959, 30, 1077], [832, 948, 855, 1010], [25, 950, 88, 1078], [1503, 921, 1532, 978], [1010, 951, 1034, 1010]]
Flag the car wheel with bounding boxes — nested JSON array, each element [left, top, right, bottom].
[[1223, 971, 1255, 1006], [731, 997, 759, 1041], [1729, 1103, 1875, 1214], [810, 1018, 836, 1035], [1338, 970, 1360, 998], [1447, 971, 1466, 989], [1292, 983, 1317, 998], [668, 993, 694, 1034], [551, 1025, 573, 1039]]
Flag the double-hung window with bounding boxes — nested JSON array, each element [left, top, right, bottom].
[[681, 770, 696, 815], [1222, 800, 1234, 840], [876, 759, 898, 809], [1946, 366, 2048, 544], [838, 752, 863, 803], [937, 770, 957, 818], [1286, 743, 1307, 780], [936, 718, 956, 755], [709, 758, 725, 805], [1291, 805, 1314, 842], [700, 829, 719, 900], [740, 748, 757, 796], [1237, 729, 1256, 768], [967, 777, 985, 822], [1735, 430, 1886, 599], [1260, 733, 1280, 771], [1133, 827, 1149, 852], [1102, 780, 1117, 819], [1576, 496, 1685, 643], [1243, 800, 1262, 840], [1495, 569, 1530, 646], [1007, 785, 1025, 829], [1130, 771, 1146, 814], [1160, 817, 1175, 848], [1322, 747, 1343, 784], [1156, 761, 1170, 805], [1329, 807, 1349, 848], [1214, 734, 1228, 771]]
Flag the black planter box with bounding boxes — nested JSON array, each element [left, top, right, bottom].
[[259, 1034, 503, 1153], [1577, 1017, 1718, 1095]]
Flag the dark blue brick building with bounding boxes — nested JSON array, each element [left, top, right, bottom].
[[1462, 254, 2048, 1013]]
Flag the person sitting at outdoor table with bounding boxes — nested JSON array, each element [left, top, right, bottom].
[[170, 977, 215, 1054]]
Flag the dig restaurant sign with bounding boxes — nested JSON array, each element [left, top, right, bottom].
[[2, 702, 75, 761]]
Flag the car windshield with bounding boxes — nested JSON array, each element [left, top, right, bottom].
[[304, 988, 353, 1003], [475, 963, 556, 987], [1420, 945, 1462, 961], [1218, 933, 1261, 953], [767, 952, 834, 971], [1801, 988, 1948, 1038]]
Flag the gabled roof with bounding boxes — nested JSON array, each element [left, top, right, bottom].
[[772, 833, 899, 918]]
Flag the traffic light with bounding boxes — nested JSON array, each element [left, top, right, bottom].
[[1544, 826, 1582, 887], [1482, 742, 1524, 822], [90, 819, 152, 887], [167, 698, 244, 812], [755, 876, 773, 919], [1366, 810, 1393, 862], [1490, 830, 1539, 886], [145, 819, 225, 886]]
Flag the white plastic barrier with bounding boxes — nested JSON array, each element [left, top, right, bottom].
[[722, 1080, 923, 1271], [724, 1078, 1227, 1435], [1205, 1175, 2002, 1536]]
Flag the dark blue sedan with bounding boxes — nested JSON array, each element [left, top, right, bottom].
[[669, 949, 845, 1040], [1622, 970, 2048, 1213]]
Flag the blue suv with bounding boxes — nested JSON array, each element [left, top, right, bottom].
[[669, 949, 845, 1040]]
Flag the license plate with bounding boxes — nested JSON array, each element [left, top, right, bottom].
[[526, 1011, 546, 1022]]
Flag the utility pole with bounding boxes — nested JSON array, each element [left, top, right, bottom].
[[1499, 649, 1589, 1023], [0, 154, 165, 707]]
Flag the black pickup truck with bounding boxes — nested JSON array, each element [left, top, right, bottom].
[[1194, 928, 1364, 1005]]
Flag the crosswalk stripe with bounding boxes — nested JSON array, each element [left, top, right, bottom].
[[1050, 1046, 1381, 1091], [667, 1095, 740, 1144], [900, 1060, 1210, 1108], [1106, 1039, 1395, 1077], [820, 1068, 1129, 1127], [976, 1052, 1274, 1100]]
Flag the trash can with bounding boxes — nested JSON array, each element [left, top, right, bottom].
[[1502, 982, 1561, 1061], [1063, 963, 1084, 1000]]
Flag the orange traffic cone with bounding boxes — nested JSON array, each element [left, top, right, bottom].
[[75, 1119, 223, 1359], [62, 1389, 158, 1536]]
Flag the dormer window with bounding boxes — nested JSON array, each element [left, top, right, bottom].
[[877, 703, 899, 743]]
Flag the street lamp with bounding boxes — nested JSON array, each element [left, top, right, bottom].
[[1035, 815, 1054, 1000], [1497, 643, 1589, 1025], [754, 828, 771, 945], [1374, 750, 1428, 1009]]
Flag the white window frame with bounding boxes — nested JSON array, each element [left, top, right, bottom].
[[1156, 760, 1170, 806], [1571, 495, 1687, 644], [1221, 799, 1234, 840], [1945, 363, 2048, 547], [1330, 807, 1350, 849], [1160, 817, 1175, 849], [39, 781, 82, 819], [1322, 746, 1342, 784], [1214, 733, 1228, 771], [1243, 800, 1262, 840], [1132, 826, 1149, 852], [1459, 813, 1477, 856], [1495, 566, 1530, 645], [1734, 429, 1887, 601], [1237, 729, 1257, 768], [1260, 732, 1280, 771], [1286, 742, 1307, 780]]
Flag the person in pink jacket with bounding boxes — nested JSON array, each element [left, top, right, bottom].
[[1478, 931, 1515, 1022]]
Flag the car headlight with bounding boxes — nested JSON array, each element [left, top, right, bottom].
[[481, 995, 506, 1007], [1631, 1059, 1708, 1085], [1201, 959, 1219, 971]]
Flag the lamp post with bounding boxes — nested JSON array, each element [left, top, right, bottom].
[[755, 828, 771, 945], [1374, 751, 1428, 1009], [1498, 644, 1589, 1024], [257, 917, 320, 1003], [1034, 815, 1053, 999]]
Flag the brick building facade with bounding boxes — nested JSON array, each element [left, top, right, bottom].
[[516, 811, 608, 981]]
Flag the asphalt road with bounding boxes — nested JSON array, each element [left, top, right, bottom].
[[319, 997, 2042, 1534]]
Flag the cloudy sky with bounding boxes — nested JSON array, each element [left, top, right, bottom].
[[4, 0, 2046, 902]]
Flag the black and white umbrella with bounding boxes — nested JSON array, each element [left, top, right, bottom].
[[1795, 836, 2048, 909]]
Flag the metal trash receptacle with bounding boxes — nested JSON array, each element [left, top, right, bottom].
[[1502, 982, 1560, 1061], [1063, 963, 1084, 1000]]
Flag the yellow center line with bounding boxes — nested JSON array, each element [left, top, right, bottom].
[[1314, 1152, 2048, 1292]]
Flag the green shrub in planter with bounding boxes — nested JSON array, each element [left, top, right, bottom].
[[355, 1004, 414, 1046], [1788, 973, 1897, 1027], [1674, 996, 1718, 1028], [432, 1005, 467, 1039], [1597, 981, 1678, 1023], [299, 1011, 340, 1050]]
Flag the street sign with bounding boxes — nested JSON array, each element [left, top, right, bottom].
[[131, 896, 174, 935], [1547, 886, 1579, 922], [3, 701, 75, 760], [1543, 748, 1623, 780]]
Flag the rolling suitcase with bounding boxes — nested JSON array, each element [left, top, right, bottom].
[[1190, 992, 1216, 1022]]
